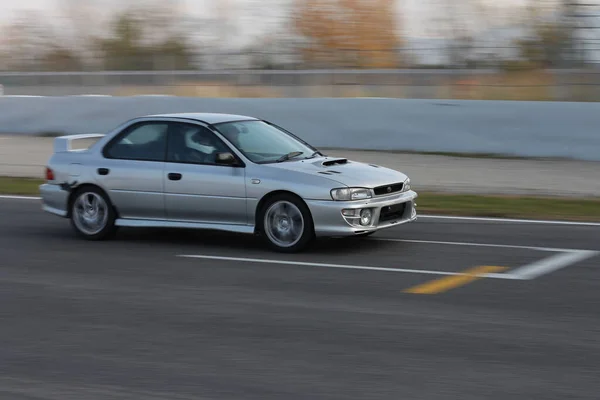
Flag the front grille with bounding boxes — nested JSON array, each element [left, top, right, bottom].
[[373, 182, 404, 196], [379, 203, 407, 223]]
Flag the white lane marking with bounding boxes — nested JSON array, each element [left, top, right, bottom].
[[506, 250, 599, 280], [179, 251, 598, 281], [419, 214, 600, 227], [371, 238, 586, 253], [0, 195, 40, 200], [177, 254, 516, 279]]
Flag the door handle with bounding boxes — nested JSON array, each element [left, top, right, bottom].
[[168, 173, 182, 181], [97, 168, 109, 175]]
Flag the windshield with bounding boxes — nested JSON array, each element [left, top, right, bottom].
[[213, 120, 318, 164]]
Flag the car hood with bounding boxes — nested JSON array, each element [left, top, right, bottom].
[[266, 156, 408, 188]]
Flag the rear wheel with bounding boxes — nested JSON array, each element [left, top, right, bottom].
[[70, 186, 116, 240], [259, 194, 314, 252]]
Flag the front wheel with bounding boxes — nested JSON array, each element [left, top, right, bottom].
[[70, 186, 117, 240], [259, 194, 315, 253]]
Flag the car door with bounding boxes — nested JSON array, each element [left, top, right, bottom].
[[97, 121, 167, 220], [163, 122, 248, 225]]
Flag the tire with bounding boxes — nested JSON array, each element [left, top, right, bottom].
[[69, 186, 117, 241], [258, 193, 315, 253]]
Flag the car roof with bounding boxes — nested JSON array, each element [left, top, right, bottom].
[[146, 112, 259, 124]]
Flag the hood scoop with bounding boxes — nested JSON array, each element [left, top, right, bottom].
[[318, 170, 342, 175], [322, 158, 348, 166]]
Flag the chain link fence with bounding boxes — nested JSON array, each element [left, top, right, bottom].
[[1, 68, 600, 101]]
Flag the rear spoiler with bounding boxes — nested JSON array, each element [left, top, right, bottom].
[[53, 133, 105, 153]]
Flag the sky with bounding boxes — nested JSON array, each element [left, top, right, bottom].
[[1, 0, 591, 49], [0, 0, 533, 38], [4, 0, 600, 66]]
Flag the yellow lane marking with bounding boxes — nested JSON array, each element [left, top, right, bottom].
[[404, 265, 508, 295]]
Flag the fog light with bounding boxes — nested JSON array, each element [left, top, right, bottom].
[[360, 209, 372, 226]]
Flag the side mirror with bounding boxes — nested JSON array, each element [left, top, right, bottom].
[[215, 152, 237, 165]]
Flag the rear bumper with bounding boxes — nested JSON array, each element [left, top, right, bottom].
[[307, 190, 418, 237], [39, 183, 69, 217]]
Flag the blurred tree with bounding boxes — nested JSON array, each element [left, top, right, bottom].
[[291, 0, 402, 68], [58, 0, 102, 56], [40, 47, 83, 71], [512, 4, 572, 69], [1, 10, 53, 71], [515, 23, 570, 68], [0, 10, 85, 71], [425, 0, 519, 69], [96, 12, 150, 70], [94, 2, 196, 71]]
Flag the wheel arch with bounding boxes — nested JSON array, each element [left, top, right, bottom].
[[66, 183, 118, 218], [254, 190, 314, 233]]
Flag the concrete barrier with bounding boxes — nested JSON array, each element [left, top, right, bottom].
[[1, 96, 599, 160]]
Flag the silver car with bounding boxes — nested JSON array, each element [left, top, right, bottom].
[[40, 113, 418, 252]]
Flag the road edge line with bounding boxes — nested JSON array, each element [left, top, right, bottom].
[[177, 254, 517, 279], [419, 214, 600, 227], [0, 194, 41, 200]]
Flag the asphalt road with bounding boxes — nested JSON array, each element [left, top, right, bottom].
[[1, 197, 600, 399]]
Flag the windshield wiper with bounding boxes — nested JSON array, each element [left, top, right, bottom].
[[306, 151, 323, 159], [275, 151, 304, 163]]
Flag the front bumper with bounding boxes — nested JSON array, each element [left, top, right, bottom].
[[306, 190, 418, 237], [40, 183, 69, 217]]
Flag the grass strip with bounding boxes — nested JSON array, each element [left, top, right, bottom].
[[416, 192, 600, 222], [1, 176, 600, 222], [0, 177, 45, 195]]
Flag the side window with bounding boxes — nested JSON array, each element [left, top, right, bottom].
[[104, 122, 168, 161], [167, 123, 231, 165]]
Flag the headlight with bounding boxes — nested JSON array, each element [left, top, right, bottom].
[[404, 178, 411, 191], [330, 187, 372, 201]]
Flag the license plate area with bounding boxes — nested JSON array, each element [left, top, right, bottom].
[[379, 202, 406, 223]]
